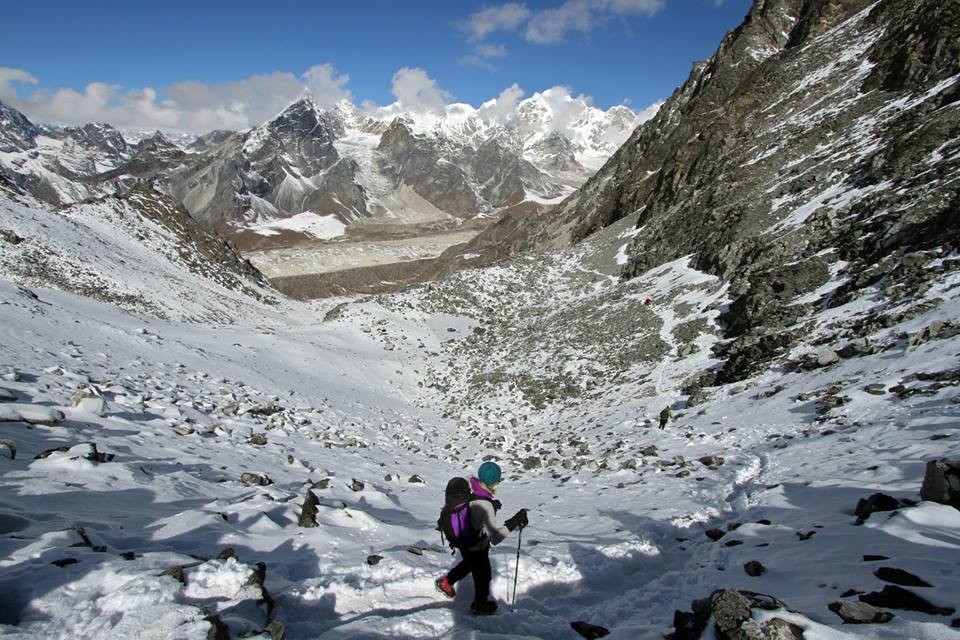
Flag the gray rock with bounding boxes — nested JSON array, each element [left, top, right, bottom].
[[640, 445, 659, 457], [248, 433, 269, 446], [919, 458, 960, 509], [299, 490, 320, 528], [240, 472, 273, 486], [744, 560, 765, 577], [266, 619, 286, 640], [408, 474, 425, 484], [367, 554, 384, 566], [864, 384, 887, 395], [350, 479, 365, 492], [698, 455, 725, 467], [171, 425, 195, 436], [0, 438, 14, 460]]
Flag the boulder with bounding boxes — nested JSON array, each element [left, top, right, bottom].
[[699, 455, 725, 467], [711, 590, 802, 640], [408, 474, 425, 484], [744, 560, 765, 577], [247, 433, 268, 446], [919, 458, 960, 509], [366, 554, 384, 566], [854, 492, 909, 524], [350, 479, 365, 492], [828, 601, 894, 624], [0, 438, 14, 459], [640, 445, 659, 457]]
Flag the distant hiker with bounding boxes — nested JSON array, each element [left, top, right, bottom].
[[435, 461, 528, 615], [659, 405, 672, 430]]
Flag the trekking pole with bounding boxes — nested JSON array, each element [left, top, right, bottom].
[[511, 525, 523, 609]]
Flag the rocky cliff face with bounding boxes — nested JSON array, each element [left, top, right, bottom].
[[460, 0, 959, 384]]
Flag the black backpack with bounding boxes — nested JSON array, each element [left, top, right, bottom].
[[437, 477, 482, 552]]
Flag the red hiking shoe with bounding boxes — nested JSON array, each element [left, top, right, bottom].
[[435, 576, 455, 598]]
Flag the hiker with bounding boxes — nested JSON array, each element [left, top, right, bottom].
[[659, 404, 671, 430], [435, 461, 528, 615]]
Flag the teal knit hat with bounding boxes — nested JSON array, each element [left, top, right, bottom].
[[478, 461, 502, 485]]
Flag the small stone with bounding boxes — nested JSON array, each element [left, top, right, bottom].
[[744, 560, 765, 577], [706, 528, 726, 541], [408, 474, 425, 484], [160, 565, 186, 584], [367, 554, 384, 566], [171, 425, 195, 436], [570, 621, 610, 639], [407, 546, 423, 556], [698, 455, 725, 467], [50, 558, 79, 567], [121, 552, 136, 560], [247, 433, 268, 446], [240, 472, 273, 486], [312, 478, 331, 490], [724, 539, 744, 547], [797, 530, 816, 541], [0, 438, 15, 460], [864, 384, 887, 395], [862, 555, 890, 562], [640, 445, 658, 457], [350, 479, 365, 492]]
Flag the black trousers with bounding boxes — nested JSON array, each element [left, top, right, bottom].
[[447, 544, 491, 605]]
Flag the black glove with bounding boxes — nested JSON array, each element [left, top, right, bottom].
[[491, 499, 502, 513], [504, 509, 528, 532]]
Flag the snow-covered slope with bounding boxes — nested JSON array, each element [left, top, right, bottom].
[[1, 192, 958, 638]]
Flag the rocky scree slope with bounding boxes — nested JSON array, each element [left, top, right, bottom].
[[457, 0, 960, 386]]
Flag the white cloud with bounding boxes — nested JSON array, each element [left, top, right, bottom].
[[608, 0, 665, 15], [0, 65, 357, 134], [0, 67, 38, 104], [478, 83, 526, 124], [462, 0, 665, 46], [525, 0, 595, 44], [389, 67, 451, 114], [459, 43, 510, 70], [302, 64, 353, 109], [461, 3, 531, 40]]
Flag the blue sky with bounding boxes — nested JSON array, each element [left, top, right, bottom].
[[0, 0, 752, 132]]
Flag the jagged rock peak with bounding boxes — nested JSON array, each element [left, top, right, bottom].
[[0, 100, 39, 153]]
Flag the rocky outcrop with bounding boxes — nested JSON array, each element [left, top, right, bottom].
[[920, 458, 960, 508], [456, 0, 960, 384]]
